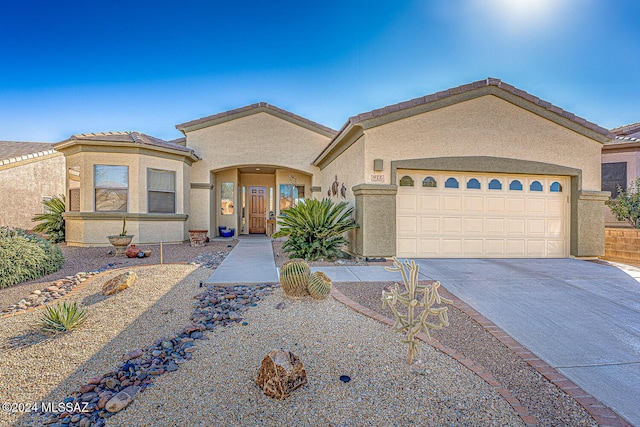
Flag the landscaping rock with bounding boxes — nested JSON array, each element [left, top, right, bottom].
[[105, 385, 140, 413], [102, 271, 138, 296], [255, 349, 307, 400]]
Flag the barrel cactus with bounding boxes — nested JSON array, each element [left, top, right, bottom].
[[280, 259, 310, 297], [308, 271, 332, 299]]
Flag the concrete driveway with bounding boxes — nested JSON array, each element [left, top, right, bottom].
[[413, 258, 640, 426]]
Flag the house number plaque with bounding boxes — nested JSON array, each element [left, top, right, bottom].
[[370, 174, 384, 182]]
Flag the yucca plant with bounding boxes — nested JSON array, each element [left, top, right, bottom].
[[32, 195, 66, 243], [40, 301, 88, 333], [273, 198, 358, 261]]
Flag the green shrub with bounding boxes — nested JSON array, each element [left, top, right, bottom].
[[0, 227, 65, 289], [273, 198, 358, 261], [32, 194, 66, 243], [40, 301, 88, 333], [607, 177, 640, 228]]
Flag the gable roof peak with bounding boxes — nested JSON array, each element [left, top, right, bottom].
[[175, 102, 337, 137]]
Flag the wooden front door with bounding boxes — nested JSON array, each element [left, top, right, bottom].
[[249, 186, 267, 234]]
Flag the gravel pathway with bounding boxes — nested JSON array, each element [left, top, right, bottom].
[[334, 281, 598, 427]]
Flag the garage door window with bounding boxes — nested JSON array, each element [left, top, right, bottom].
[[422, 177, 437, 187], [530, 181, 543, 192], [550, 182, 562, 192], [488, 179, 502, 190], [467, 178, 481, 189], [399, 176, 414, 186], [509, 180, 523, 191], [445, 177, 459, 188]]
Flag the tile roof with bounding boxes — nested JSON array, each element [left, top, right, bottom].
[[175, 102, 337, 136], [344, 78, 611, 137], [66, 131, 195, 154], [611, 122, 640, 139], [0, 141, 58, 165]]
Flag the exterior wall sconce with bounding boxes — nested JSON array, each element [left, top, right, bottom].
[[373, 159, 383, 171]]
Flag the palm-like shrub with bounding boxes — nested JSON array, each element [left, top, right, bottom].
[[273, 198, 358, 261], [0, 227, 65, 289], [32, 195, 66, 243], [40, 301, 88, 333]]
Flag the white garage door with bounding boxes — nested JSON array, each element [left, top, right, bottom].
[[396, 170, 570, 258]]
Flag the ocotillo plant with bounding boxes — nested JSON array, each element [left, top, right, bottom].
[[382, 257, 452, 364]]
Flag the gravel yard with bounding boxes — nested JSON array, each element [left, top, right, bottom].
[[334, 281, 598, 427], [0, 240, 236, 311], [108, 288, 524, 427], [0, 238, 601, 426]]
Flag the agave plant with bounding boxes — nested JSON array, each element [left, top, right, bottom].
[[273, 198, 358, 261], [32, 195, 66, 243], [40, 301, 88, 333]]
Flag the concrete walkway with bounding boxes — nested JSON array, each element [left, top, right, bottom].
[[205, 236, 278, 284], [413, 258, 640, 427]]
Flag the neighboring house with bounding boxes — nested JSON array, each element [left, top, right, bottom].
[[0, 141, 65, 230], [602, 122, 640, 227], [52, 78, 612, 258]]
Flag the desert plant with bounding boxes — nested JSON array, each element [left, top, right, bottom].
[[40, 301, 88, 333], [120, 217, 128, 236], [0, 227, 65, 289], [280, 259, 311, 297], [273, 198, 358, 261], [31, 195, 66, 243], [606, 176, 640, 228], [308, 271, 332, 299], [382, 257, 452, 364]]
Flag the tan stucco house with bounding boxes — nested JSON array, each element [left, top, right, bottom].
[[0, 141, 65, 230], [53, 78, 613, 258]]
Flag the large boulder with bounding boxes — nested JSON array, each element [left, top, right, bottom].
[[256, 349, 307, 400], [102, 271, 137, 296]]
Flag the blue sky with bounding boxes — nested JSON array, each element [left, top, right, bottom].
[[1, 0, 638, 142]]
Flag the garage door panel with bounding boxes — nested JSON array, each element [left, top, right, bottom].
[[420, 195, 440, 211], [465, 196, 483, 212], [398, 216, 417, 233], [443, 196, 462, 212], [548, 240, 565, 257], [547, 199, 564, 214], [527, 198, 545, 214], [485, 240, 505, 255], [527, 219, 545, 235], [397, 239, 417, 255], [507, 198, 526, 213], [527, 240, 545, 256], [506, 218, 525, 235], [486, 218, 504, 234], [420, 217, 439, 233], [506, 240, 526, 256], [547, 219, 563, 236], [486, 198, 505, 212], [396, 170, 568, 258], [464, 218, 483, 234], [419, 239, 440, 255], [398, 194, 417, 210], [464, 239, 484, 256], [442, 239, 463, 255], [442, 217, 462, 233]]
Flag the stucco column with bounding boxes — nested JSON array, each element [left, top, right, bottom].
[[573, 190, 610, 257], [353, 184, 397, 257]]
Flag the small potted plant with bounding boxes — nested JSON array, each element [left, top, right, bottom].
[[107, 217, 134, 256]]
